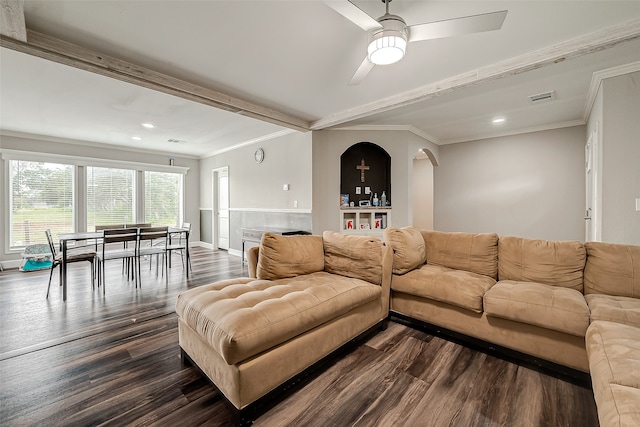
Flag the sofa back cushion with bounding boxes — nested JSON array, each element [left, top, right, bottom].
[[421, 230, 499, 279], [323, 231, 384, 285], [584, 242, 640, 297], [383, 226, 426, 275], [498, 236, 585, 291], [256, 233, 324, 280]]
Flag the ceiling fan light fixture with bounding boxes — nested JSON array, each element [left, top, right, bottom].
[[368, 34, 406, 65], [367, 16, 408, 65]]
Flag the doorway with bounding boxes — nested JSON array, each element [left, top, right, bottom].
[[412, 157, 434, 230], [213, 167, 229, 250]]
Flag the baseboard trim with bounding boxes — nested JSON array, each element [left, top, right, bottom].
[[390, 312, 592, 389], [196, 242, 214, 250], [228, 248, 242, 258]]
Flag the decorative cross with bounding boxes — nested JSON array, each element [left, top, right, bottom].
[[356, 159, 369, 183]]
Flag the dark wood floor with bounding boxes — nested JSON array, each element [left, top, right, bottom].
[[0, 247, 599, 426]]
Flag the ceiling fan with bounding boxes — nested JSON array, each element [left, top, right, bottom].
[[325, 0, 508, 85]]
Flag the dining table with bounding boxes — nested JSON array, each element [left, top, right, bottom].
[[57, 226, 190, 301]]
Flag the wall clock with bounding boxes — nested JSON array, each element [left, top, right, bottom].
[[254, 148, 264, 164]]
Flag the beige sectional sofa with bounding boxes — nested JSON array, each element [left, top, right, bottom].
[[176, 223, 639, 425], [176, 231, 391, 424], [383, 227, 640, 427]]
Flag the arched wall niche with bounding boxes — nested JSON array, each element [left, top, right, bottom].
[[340, 142, 391, 206]]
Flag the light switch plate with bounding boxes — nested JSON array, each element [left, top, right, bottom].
[[283, 184, 289, 191], [365, 187, 371, 195], [636, 198, 640, 212], [355, 187, 361, 195]]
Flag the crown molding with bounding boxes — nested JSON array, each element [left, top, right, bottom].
[[583, 60, 640, 122], [329, 125, 441, 145], [201, 129, 298, 158], [0, 129, 200, 159], [0, 148, 190, 174], [441, 119, 585, 145]]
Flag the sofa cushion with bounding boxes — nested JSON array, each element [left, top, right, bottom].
[[586, 321, 640, 427], [584, 242, 640, 298], [391, 264, 496, 313], [484, 280, 590, 337], [383, 226, 426, 275], [586, 294, 640, 328], [596, 385, 640, 427], [323, 231, 384, 285], [256, 233, 324, 280], [498, 236, 586, 292], [421, 230, 498, 279], [175, 273, 381, 365]]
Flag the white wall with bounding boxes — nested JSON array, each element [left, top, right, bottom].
[[601, 71, 640, 244], [0, 134, 200, 264], [312, 129, 438, 235], [434, 126, 586, 241]]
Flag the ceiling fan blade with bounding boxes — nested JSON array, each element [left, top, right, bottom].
[[324, 1, 382, 31], [408, 10, 507, 42], [349, 57, 375, 85]]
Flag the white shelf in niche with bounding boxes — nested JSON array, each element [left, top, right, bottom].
[[340, 208, 391, 237]]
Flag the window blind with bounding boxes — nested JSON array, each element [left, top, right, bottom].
[[87, 166, 135, 231], [144, 171, 182, 226], [9, 160, 74, 248]]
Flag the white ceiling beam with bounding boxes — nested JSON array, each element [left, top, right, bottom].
[[0, 0, 26, 42], [311, 17, 640, 131], [0, 29, 311, 132]]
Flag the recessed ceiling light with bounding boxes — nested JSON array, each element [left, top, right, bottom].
[[131, 136, 142, 141], [492, 117, 506, 124], [141, 123, 155, 129]]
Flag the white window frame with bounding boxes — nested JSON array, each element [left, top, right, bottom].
[[2, 149, 189, 254]]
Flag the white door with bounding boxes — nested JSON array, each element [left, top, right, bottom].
[[214, 167, 230, 250]]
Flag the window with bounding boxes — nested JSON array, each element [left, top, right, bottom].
[[87, 166, 135, 231], [144, 171, 183, 226], [9, 160, 74, 248]]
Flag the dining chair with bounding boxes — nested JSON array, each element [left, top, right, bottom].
[[94, 224, 130, 274], [97, 227, 138, 292], [166, 222, 192, 273], [137, 226, 169, 286], [45, 229, 97, 298], [125, 223, 151, 228]]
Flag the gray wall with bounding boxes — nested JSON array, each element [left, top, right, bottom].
[[434, 126, 586, 241], [200, 209, 212, 244], [601, 71, 640, 244], [199, 131, 312, 210], [199, 131, 313, 253], [0, 135, 200, 264]]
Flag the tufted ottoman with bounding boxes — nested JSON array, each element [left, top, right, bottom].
[[176, 231, 392, 424]]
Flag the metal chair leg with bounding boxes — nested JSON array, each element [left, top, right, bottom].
[[46, 265, 56, 298]]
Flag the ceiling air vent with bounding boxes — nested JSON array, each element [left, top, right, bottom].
[[528, 90, 556, 104], [167, 139, 187, 144]]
